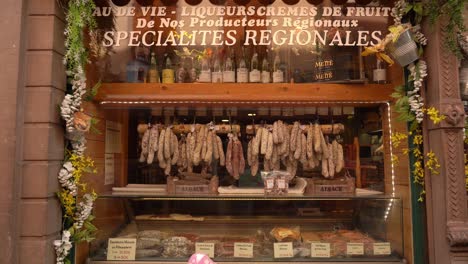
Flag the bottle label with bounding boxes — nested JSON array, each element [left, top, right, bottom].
[[373, 69, 386, 82], [199, 71, 211, 83], [261, 71, 271, 83], [273, 71, 284, 83], [148, 69, 160, 83], [162, 69, 174, 83], [249, 70, 260, 83], [212, 72, 223, 83], [223, 71, 235, 83], [237, 68, 248, 83]]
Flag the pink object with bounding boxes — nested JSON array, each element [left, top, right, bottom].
[[188, 253, 216, 264]]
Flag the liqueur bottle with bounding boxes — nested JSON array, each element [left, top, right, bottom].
[[261, 52, 271, 83], [237, 48, 248, 83], [212, 50, 223, 83], [148, 52, 160, 83], [187, 57, 197, 83], [272, 52, 284, 83], [175, 59, 187, 83], [249, 51, 260, 83], [223, 48, 235, 83], [127, 48, 149, 83], [162, 53, 175, 83], [372, 58, 387, 84], [199, 57, 212, 83]]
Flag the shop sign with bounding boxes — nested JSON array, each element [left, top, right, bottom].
[[95, 5, 392, 47], [107, 238, 136, 261]]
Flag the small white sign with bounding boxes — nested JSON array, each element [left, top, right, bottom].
[[234, 242, 253, 258], [347, 243, 364, 255], [274, 242, 293, 258], [373, 242, 391, 255], [105, 121, 121, 154], [104, 153, 114, 185], [107, 238, 136, 261], [311, 242, 330, 258], [195, 243, 215, 258]]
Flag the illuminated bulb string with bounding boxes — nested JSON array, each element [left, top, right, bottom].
[[101, 100, 397, 217]]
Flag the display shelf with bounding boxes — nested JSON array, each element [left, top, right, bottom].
[[98, 193, 397, 201], [89, 257, 404, 264], [94, 83, 394, 106]]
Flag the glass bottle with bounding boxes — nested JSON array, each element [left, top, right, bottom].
[[199, 57, 212, 83], [187, 57, 197, 83], [237, 49, 248, 83], [273, 52, 284, 83], [175, 59, 187, 83], [148, 52, 160, 83], [162, 53, 175, 83], [373, 58, 386, 84], [223, 48, 235, 83], [212, 50, 223, 83], [249, 51, 260, 83], [261, 53, 271, 83]]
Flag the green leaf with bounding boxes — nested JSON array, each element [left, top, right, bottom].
[[403, 4, 413, 14], [413, 3, 423, 15], [391, 92, 403, 99]]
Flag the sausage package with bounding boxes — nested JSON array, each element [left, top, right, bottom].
[[261, 170, 292, 195]]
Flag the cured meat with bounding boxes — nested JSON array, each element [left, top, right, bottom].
[[272, 121, 279, 144], [139, 128, 150, 163], [203, 130, 213, 164], [306, 125, 313, 159], [232, 138, 240, 179], [265, 132, 274, 160], [290, 122, 300, 151], [225, 137, 233, 176], [171, 133, 179, 165], [294, 127, 302, 160], [186, 133, 194, 172], [300, 133, 307, 165], [328, 143, 335, 178], [253, 128, 262, 156], [280, 124, 290, 157], [321, 158, 329, 178], [336, 143, 344, 173], [216, 136, 225, 166], [164, 127, 172, 160], [237, 139, 245, 175], [251, 157, 259, 176], [193, 126, 204, 165], [157, 129, 166, 168], [213, 133, 219, 161], [260, 128, 269, 155], [247, 139, 253, 166], [314, 123, 322, 153], [319, 129, 330, 159], [164, 158, 172, 176], [277, 120, 284, 144]]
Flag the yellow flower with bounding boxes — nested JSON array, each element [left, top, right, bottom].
[[425, 107, 446, 125]]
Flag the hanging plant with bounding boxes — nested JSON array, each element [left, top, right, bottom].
[[55, 0, 99, 263]]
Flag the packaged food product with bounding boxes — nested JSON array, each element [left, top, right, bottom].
[[270, 226, 301, 242]]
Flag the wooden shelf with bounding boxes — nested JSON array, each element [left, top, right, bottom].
[[95, 83, 394, 107]]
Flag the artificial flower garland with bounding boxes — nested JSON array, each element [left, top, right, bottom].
[[386, 0, 444, 201], [55, 0, 98, 263]]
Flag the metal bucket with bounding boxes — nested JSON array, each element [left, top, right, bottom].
[[386, 30, 419, 67]]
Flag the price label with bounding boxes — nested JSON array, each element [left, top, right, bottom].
[[274, 242, 294, 258], [373, 242, 391, 255], [195, 243, 215, 258], [311, 242, 330, 258], [234, 243, 253, 258], [347, 243, 364, 255], [107, 238, 136, 261]]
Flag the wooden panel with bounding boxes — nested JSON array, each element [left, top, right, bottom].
[[95, 83, 394, 105]]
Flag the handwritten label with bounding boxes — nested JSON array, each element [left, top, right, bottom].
[[373, 242, 391, 255], [195, 243, 215, 258], [311, 242, 330, 258], [347, 243, 364, 255], [107, 238, 136, 261], [274, 242, 294, 258], [234, 243, 253, 258]]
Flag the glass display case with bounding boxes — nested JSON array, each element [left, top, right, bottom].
[[89, 195, 403, 263]]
